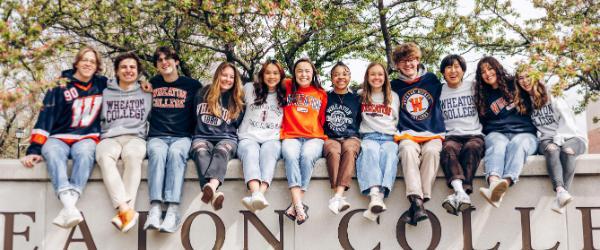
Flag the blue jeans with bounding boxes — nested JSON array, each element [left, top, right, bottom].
[[147, 136, 191, 203], [484, 132, 538, 184], [356, 133, 399, 198], [238, 139, 281, 187], [282, 138, 324, 191], [42, 138, 96, 195]]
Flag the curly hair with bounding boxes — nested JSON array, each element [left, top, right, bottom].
[[474, 56, 527, 116]]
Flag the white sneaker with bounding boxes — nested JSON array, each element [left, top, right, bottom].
[[557, 191, 573, 207], [479, 188, 502, 208], [52, 208, 69, 228], [338, 197, 350, 212], [455, 192, 472, 212], [489, 179, 509, 202], [551, 198, 565, 214], [362, 209, 379, 222], [368, 193, 386, 214], [328, 197, 341, 214], [441, 194, 458, 215], [252, 192, 269, 211], [63, 208, 83, 228], [241, 196, 255, 212], [143, 205, 162, 230]]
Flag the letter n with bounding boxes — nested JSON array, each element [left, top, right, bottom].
[[240, 210, 283, 250]]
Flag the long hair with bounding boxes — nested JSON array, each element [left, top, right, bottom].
[[291, 58, 322, 96], [72, 46, 103, 74], [361, 62, 392, 106], [204, 62, 244, 120], [474, 56, 526, 115], [514, 65, 549, 110], [254, 60, 286, 107]]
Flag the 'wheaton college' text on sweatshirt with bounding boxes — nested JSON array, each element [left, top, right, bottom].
[[359, 91, 400, 135], [237, 83, 283, 143], [324, 90, 362, 139], [439, 80, 482, 136], [530, 94, 588, 146], [148, 75, 200, 138], [193, 86, 244, 141], [100, 79, 152, 139]]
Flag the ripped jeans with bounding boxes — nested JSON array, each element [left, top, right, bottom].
[[191, 139, 237, 188], [539, 137, 586, 191]]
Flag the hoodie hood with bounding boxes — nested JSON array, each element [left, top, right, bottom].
[[397, 64, 426, 82], [107, 78, 142, 93]]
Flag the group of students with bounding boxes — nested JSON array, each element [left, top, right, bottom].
[[20, 42, 587, 233]]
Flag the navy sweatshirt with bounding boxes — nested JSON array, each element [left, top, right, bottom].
[[391, 72, 445, 142], [148, 75, 200, 138], [324, 91, 361, 138], [27, 69, 107, 155], [480, 83, 536, 135], [193, 86, 244, 141]]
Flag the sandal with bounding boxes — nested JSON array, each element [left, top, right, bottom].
[[284, 203, 296, 221], [295, 203, 309, 225], [201, 184, 215, 204]]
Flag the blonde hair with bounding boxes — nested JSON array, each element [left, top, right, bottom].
[[72, 46, 103, 74], [204, 62, 244, 120], [361, 62, 392, 106]]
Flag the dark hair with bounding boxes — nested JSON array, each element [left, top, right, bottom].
[[330, 61, 350, 78], [152, 46, 180, 67], [291, 58, 322, 95], [113, 52, 143, 77], [254, 60, 286, 107], [439, 54, 466, 73], [474, 56, 527, 116]]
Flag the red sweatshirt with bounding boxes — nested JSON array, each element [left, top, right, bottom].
[[280, 79, 328, 140]]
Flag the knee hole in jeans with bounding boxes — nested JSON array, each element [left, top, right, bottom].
[[192, 142, 209, 152], [215, 144, 233, 154], [545, 143, 559, 153], [562, 147, 575, 155]]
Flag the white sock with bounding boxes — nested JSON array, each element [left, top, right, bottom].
[[167, 203, 179, 213], [59, 190, 77, 210], [451, 179, 466, 195], [334, 193, 343, 198], [369, 186, 380, 195]]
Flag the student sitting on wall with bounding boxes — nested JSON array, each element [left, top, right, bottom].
[[356, 62, 400, 221], [281, 58, 328, 225], [21, 46, 108, 229], [475, 56, 537, 208], [144, 46, 201, 233], [323, 62, 362, 215], [515, 64, 588, 213], [237, 60, 286, 213], [192, 62, 244, 211], [438, 54, 485, 215], [391, 42, 445, 226], [96, 52, 151, 232]]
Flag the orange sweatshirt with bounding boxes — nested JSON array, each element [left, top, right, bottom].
[[280, 79, 328, 140]]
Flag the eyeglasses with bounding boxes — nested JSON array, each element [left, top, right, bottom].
[[398, 58, 418, 65], [79, 58, 97, 64]]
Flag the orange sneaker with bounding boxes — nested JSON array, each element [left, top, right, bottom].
[[119, 209, 139, 233]]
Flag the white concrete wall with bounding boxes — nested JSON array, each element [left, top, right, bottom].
[[0, 155, 599, 250]]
